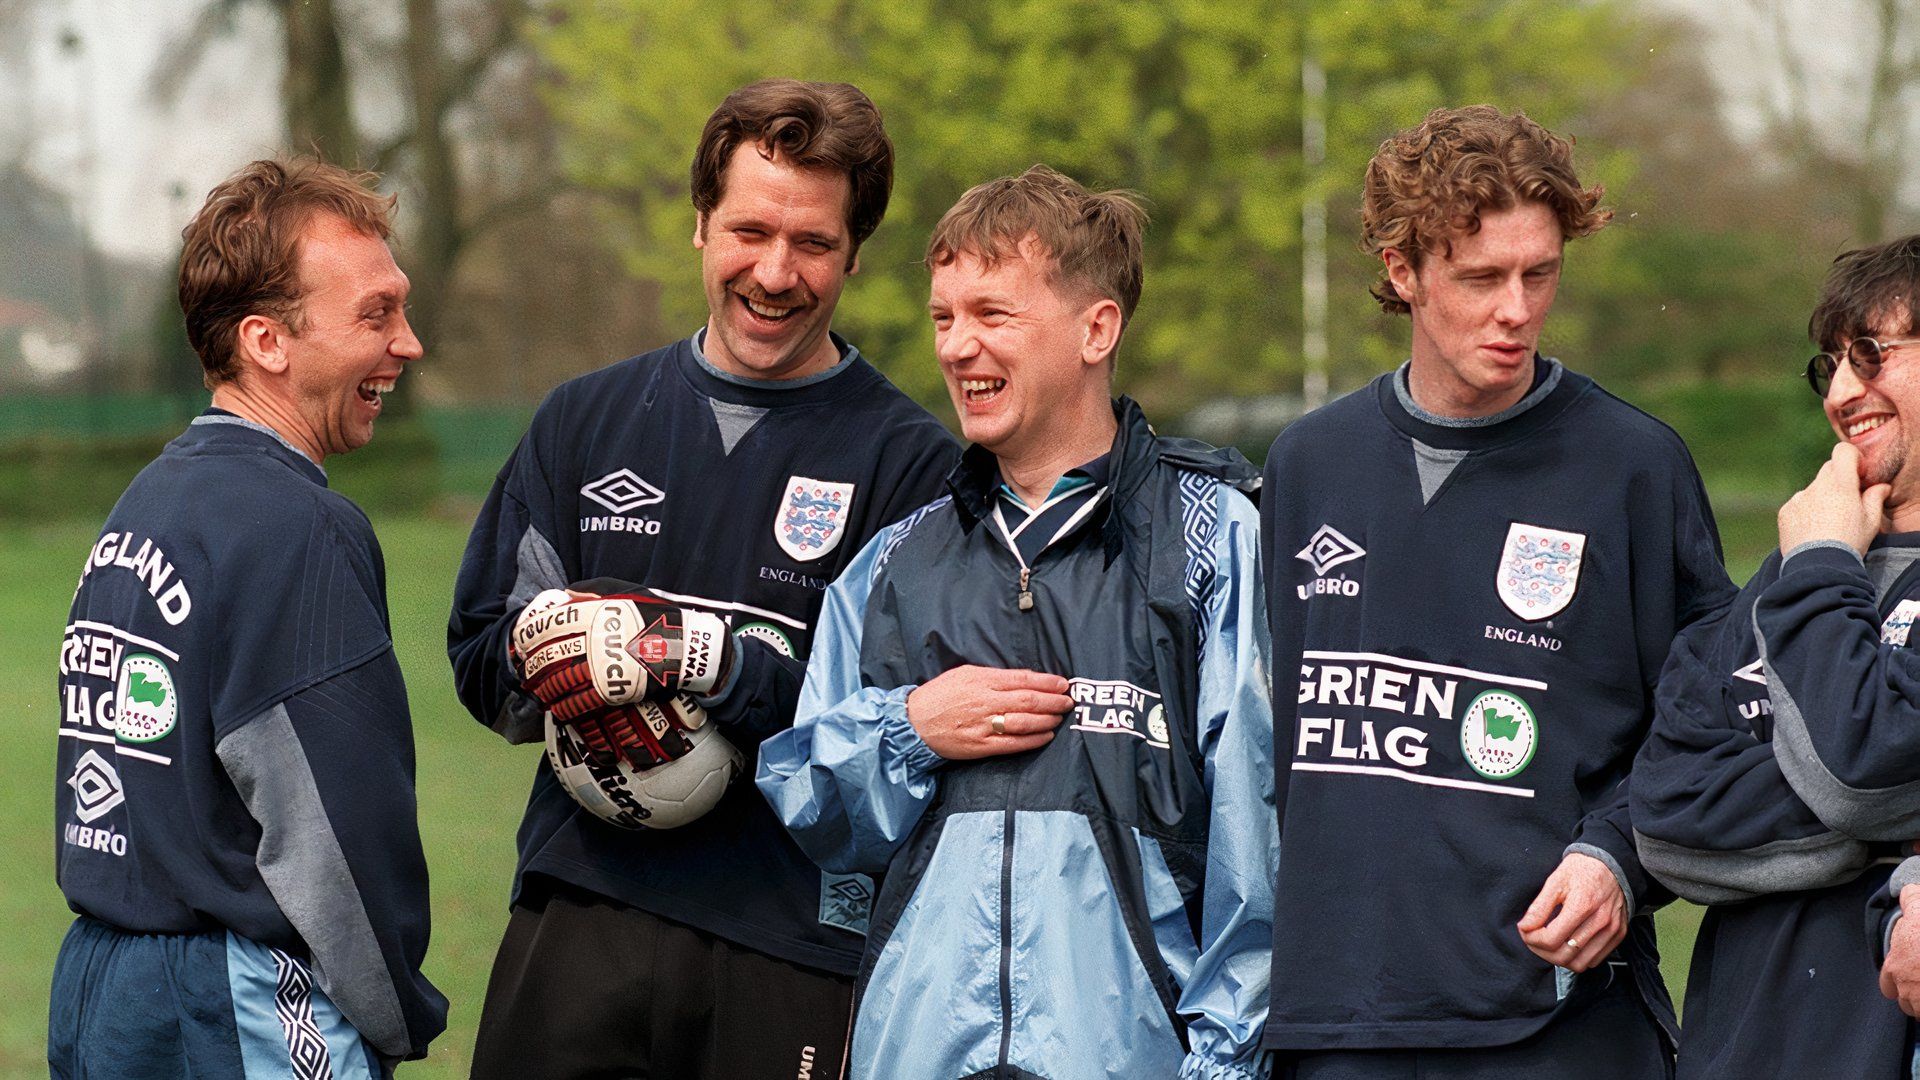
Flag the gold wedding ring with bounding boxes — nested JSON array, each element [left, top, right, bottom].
[[1566, 936, 1580, 949], [990, 714, 1007, 736]]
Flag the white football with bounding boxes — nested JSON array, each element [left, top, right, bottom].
[[544, 696, 743, 830]]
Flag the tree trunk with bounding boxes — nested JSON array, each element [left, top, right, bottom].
[[281, 0, 358, 164]]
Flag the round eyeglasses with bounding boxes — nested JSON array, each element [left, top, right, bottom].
[[1807, 336, 1920, 398]]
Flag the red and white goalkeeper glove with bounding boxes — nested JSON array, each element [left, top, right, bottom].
[[569, 696, 708, 770], [511, 588, 735, 721]]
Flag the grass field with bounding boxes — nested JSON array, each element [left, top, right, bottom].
[[0, 505, 1772, 1076], [0, 516, 541, 1078]]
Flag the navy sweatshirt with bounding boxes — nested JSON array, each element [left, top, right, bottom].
[[448, 334, 957, 975], [1260, 358, 1734, 1050], [55, 412, 447, 1060], [1633, 537, 1920, 1079]]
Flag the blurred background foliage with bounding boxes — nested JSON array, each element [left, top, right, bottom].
[[2, 0, 1908, 526]]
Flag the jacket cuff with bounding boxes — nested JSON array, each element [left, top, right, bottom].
[[1566, 842, 1637, 918], [1177, 1054, 1265, 1080], [1780, 540, 1866, 574], [693, 632, 748, 710], [878, 688, 944, 781]]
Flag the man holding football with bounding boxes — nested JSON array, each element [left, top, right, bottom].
[[448, 79, 956, 1079]]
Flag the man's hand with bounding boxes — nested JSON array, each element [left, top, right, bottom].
[[569, 696, 707, 771], [1778, 442, 1890, 557], [511, 588, 734, 719], [1517, 851, 1628, 973], [1880, 884, 1920, 1016], [907, 666, 1073, 760]]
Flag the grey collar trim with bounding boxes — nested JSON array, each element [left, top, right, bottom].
[[692, 328, 856, 389], [191, 413, 325, 476], [1394, 356, 1564, 428]]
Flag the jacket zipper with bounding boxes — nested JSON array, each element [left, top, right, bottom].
[[997, 804, 1016, 1074], [1017, 567, 1033, 611]]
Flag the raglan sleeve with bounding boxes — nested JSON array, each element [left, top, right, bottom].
[[1759, 542, 1920, 840], [448, 393, 571, 744], [1631, 592, 1872, 904], [755, 522, 946, 876], [1178, 485, 1278, 1080], [702, 419, 956, 741], [1567, 442, 1736, 912], [212, 510, 447, 1062]]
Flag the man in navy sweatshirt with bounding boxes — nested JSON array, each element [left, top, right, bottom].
[[1634, 234, 1920, 1078], [1261, 106, 1734, 1078], [448, 80, 956, 1079], [49, 159, 446, 1077]]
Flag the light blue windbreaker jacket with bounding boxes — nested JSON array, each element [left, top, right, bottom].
[[758, 403, 1277, 1080]]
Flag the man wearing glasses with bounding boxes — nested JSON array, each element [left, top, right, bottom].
[[1632, 233, 1920, 1079]]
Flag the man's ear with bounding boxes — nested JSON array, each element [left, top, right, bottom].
[[234, 313, 291, 378], [692, 212, 708, 250], [1081, 297, 1124, 367], [1383, 247, 1420, 307]]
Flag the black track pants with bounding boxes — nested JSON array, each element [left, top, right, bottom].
[[471, 881, 854, 1080]]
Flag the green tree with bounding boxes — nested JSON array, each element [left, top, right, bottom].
[[539, 0, 1663, 414]]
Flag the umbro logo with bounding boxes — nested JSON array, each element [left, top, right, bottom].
[[581, 469, 665, 514], [1296, 524, 1366, 576], [1732, 658, 1766, 685], [67, 749, 125, 824]]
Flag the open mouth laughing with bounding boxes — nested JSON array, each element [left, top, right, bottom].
[[961, 377, 1006, 405], [738, 291, 802, 326], [357, 376, 395, 409]]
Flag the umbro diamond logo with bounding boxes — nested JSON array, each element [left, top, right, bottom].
[[581, 469, 665, 514], [1296, 524, 1366, 576], [1732, 658, 1767, 685], [67, 749, 125, 824]]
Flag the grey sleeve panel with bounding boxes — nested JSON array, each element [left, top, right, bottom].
[[1780, 539, 1864, 572], [1760, 604, 1920, 839], [1895, 856, 1920, 894], [1565, 843, 1637, 917], [1631, 828, 1872, 905], [217, 705, 409, 1056], [494, 525, 567, 743]]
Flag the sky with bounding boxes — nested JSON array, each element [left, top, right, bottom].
[[5, 0, 283, 262]]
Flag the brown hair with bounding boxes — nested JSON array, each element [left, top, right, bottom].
[[178, 158, 395, 388], [926, 164, 1149, 329], [1363, 106, 1610, 314], [690, 80, 894, 261], [1808, 234, 1920, 352]]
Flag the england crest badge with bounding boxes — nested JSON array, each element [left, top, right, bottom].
[[776, 477, 855, 562], [1497, 522, 1586, 621]]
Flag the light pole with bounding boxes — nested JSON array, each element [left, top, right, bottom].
[[1301, 50, 1329, 412]]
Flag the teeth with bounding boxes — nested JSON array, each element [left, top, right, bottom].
[[745, 297, 793, 319], [960, 379, 1006, 393], [1848, 416, 1889, 437], [359, 378, 395, 395]]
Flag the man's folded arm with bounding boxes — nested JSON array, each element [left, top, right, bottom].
[[1634, 613, 1872, 904], [1760, 543, 1920, 839]]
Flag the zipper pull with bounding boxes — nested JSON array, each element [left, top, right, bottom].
[[1017, 567, 1034, 611]]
